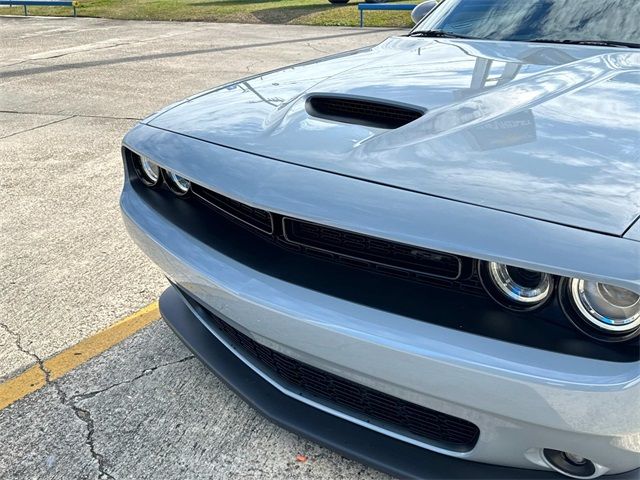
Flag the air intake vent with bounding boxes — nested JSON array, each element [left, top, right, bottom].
[[306, 95, 424, 129], [184, 290, 481, 452]]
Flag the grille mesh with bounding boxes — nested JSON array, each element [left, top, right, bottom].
[[306, 96, 424, 129], [283, 218, 462, 280], [193, 296, 480, 451], [188, 182, 483, 294], [192, 184, 273, 233]]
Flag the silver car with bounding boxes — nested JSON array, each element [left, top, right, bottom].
[[120, 0, 640, 478]]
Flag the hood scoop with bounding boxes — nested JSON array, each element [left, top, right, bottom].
[[305, 95, 425, 129]]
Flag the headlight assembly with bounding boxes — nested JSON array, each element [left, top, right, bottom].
[[164, 170, 191, 197], [480, 260, 639, 343], [480, 261, 553, 310], [133, 155, 162, 187], [563, 278, 640, 341]]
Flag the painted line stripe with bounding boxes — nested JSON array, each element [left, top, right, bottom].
[[0, 301, 160, 410], [0, 366, 46, 411]]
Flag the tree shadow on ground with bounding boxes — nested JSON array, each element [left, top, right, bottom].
[[186, 2, 347, 23], [252, 4, 344, 23], [186, 1, 411, 24], [188, 0, 277, 6]]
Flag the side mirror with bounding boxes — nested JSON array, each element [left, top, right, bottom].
[[411, 0, 438, 24]]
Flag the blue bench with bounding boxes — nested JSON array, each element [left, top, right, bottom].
[[358, 3, 415, 27], [0, 0, 78, 16]]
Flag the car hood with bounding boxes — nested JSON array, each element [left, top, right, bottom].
[[148, 37, 640, 235]]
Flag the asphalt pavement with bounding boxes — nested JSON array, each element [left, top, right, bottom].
[[0, 16, 399, 479]]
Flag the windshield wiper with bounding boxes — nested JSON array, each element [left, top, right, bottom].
[[528, 39, 639, 49], [408, 30, 478, 40]]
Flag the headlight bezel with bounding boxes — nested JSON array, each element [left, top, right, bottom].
[[163, 169, 192, 197], [132, 154, 162, 188], [478, 260, 555, 311]]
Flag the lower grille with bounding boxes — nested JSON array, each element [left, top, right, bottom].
[[190, 294, 480, 452]]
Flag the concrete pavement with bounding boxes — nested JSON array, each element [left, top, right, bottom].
[[0, 15, 398, 380], [0, 16, 400, 478], [0, 320, 390, 479]]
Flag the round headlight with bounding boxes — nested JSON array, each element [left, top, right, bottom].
[[164, 170, 191, 197], [480, 261, 553, 310], [567, 279, 640, 339], [134, 155, 161, 187]]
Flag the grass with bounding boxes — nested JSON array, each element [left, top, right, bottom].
[[2, 0, 420, 27]]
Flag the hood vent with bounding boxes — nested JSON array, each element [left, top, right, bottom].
[[306, 95, 424, 129]]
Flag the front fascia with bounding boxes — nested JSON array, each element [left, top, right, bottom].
[[123, 123, 640, 293]]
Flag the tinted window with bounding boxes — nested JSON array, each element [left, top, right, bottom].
[[415, 0, 640, 45]]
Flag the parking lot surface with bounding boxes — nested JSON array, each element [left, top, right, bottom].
[[0, 16, 399, 478]]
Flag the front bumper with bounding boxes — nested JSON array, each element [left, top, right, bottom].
[[160, 285, 550, 479], [159, 286, 639, 479], [121, 180, 640, 477]]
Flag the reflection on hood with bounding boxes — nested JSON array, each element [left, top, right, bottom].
[[149, 37, 640, 235]]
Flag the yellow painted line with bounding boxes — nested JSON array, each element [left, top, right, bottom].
[[0, 366, 46, 411], [0, 301, 160, 410]]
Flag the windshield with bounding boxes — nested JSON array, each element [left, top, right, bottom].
[[413, 0, 640, 46]]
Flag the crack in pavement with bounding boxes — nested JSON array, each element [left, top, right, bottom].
[[0, 28, 399, 80], [50, 378, 116, 480], [57, 354, 195, 480], [0, 112, 141, 140], [0, 110, 141, 123], [0, 322, 108, 477], [305, 42, 331, 55], [68, 355, 196, 404], [1, 320, 194, 480], [2, 28, 214, 69], [0, 41, 133, 69], [0, 321, 49, 382], [0, 109, 142, 121], [73, 402, 116, 480], [0, 115, 75, 140]]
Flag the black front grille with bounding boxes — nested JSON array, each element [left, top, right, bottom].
[[306, 95, 424, 129], [191, 295, 480, 452], [192, 184, 274, 233], [283, 218, 462, 280], [126, 149, 477, 293], [186, 181, 482, 294]]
